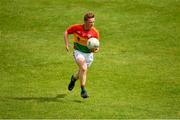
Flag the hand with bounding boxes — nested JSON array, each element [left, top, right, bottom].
[[90, 48, 99, 53], [65, 45, 69, 52]]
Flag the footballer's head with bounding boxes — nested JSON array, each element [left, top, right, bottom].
[[84, 12, 95, 30]]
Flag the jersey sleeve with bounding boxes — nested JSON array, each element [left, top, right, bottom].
[[96, 32, 100, 40], [93, 28, 100, 40], [66, 24, 78, 34]]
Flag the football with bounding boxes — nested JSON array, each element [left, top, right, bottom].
[[87, 38, 100, 49]]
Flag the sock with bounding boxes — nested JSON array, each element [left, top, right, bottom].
[[81, 86, 86, 92], [71, 75, 77, 82]]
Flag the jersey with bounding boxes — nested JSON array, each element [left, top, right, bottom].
[[66, 24, 99, 53]]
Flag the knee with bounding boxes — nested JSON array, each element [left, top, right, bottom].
[[77, 58, 87, 72], [80, 64, 87, 72]]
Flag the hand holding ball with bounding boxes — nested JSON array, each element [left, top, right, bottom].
[[87, 38, 100, 51], [87, 38, 100, 53]]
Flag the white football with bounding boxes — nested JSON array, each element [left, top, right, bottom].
[[87, 38, 100, 49]]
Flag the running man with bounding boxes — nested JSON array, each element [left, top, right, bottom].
[[64, 12, 99, 98]]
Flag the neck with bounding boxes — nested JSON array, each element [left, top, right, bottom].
[[83, 24, 90, 31]]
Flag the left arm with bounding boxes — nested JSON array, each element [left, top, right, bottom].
[[91, 47, 99, 53]]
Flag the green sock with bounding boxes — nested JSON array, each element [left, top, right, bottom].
[[71, 75, 76, 82], [81, 86, 86, 92]]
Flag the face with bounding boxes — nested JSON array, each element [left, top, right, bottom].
[[84, 18, 95, 30]]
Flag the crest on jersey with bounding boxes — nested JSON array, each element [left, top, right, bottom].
[[87, 34, 92, 38]]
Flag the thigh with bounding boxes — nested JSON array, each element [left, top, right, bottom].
[[73, 50, 86, 66], [85, 53, 94, 67], [73, 50, 93, 68]]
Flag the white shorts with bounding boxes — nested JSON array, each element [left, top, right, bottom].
[[73, 50, 94, 67]]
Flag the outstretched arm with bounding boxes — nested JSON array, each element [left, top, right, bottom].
[[64, 31, 69, 51]]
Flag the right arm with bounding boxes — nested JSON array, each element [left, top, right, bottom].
[[64, 31, 69, 51], [64, 24, 76, 51]]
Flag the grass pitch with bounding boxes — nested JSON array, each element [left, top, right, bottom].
[[0, 0, 180, 119]]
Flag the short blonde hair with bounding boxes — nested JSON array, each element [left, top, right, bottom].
[[84, 12, 95, 21]]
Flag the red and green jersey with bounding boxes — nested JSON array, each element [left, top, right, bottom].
[[66, 24, 99, 53]]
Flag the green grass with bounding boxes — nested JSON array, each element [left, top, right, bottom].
[[0, 0, 180, 119]]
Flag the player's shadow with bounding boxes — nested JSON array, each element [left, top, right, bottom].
[[8, 94, 67, 103]]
